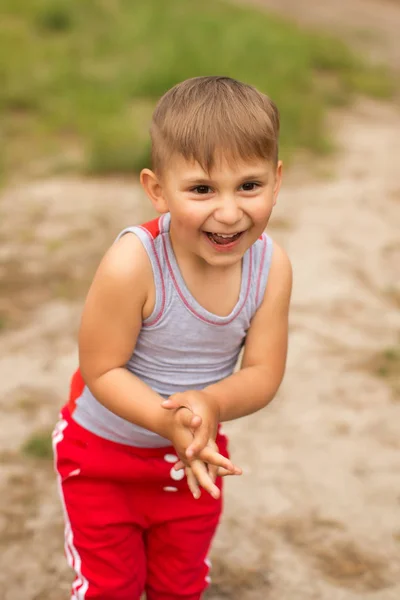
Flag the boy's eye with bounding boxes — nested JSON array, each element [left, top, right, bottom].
[[240, 182, 259, 191], [191, 185, 212, 194]]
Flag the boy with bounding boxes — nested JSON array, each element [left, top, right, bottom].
[[53, 76, 292, 600]]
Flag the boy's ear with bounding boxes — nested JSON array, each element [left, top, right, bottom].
[[140, 168, 169, 214], [272, 160, 283, 206]]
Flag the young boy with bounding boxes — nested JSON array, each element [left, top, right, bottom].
[[53, 76, 292, 600]]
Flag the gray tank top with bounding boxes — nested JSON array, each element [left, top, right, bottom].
[[72, 213, 273, 447]]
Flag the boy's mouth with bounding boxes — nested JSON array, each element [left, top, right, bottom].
[[205, 231, 244, 246]]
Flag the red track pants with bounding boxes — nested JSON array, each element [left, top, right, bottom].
[[53, 378, 228, 599]]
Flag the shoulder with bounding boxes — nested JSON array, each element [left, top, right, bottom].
[[260, 238, 292, 307], [89, 230, 153, 307], [269, 238, 292, 275], [101, 231, 150, 277]]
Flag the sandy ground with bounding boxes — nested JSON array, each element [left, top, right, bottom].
[[1, 2, 400, 599]]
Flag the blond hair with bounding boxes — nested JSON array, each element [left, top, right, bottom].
[[150, 76, 280, 174]]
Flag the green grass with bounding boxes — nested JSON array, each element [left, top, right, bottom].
[[372, 345, 400, 401], [22, 430, 53, 459], [0, 0, 394, 179]]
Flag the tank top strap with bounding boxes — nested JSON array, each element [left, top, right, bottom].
[[251, 232, 274, 311]]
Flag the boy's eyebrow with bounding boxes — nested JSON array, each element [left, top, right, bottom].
[[182, 171, 269, 185], [182, 177, 212, 185], [238, 172, 269, 180]]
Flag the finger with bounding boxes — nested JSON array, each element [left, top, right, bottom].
[[186, 468, 201, 500], [198, 447, 242, 474], [176, 410, 202, 433], [190, 414, 202, 429], [191, 460, 220, 499], [179, 459, 238, 478], [186, 426, 210, 459], [161, 398, 181, 410], [216, 466, 241, 477], [174, 460, 185, 471], [178, 409, 197, 429], [208, 463, 218, 484]]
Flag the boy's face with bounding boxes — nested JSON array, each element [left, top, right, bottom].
[[142, 153, 282, 268]]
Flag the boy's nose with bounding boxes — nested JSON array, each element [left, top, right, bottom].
[[214, 197, 243, 226]]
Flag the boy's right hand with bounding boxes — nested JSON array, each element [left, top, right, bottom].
[[168, 407, 240, 499]]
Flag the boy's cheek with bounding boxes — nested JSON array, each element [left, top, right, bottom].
[[252, 203, 274, 226], [173, 205, 210, 229]]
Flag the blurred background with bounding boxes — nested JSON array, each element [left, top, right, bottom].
[[0, 1, 399, 598]]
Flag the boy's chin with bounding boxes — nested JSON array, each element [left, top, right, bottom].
[[200, 247, 244, 267]]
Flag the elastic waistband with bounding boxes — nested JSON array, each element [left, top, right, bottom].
[[60, 405, 178, 457]]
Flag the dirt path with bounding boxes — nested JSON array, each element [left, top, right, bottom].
[[1, 5, 400, 599]]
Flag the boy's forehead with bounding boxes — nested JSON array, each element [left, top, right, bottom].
[[167, 153, 273, 180]]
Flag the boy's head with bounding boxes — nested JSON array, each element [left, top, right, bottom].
[[150, 76, 280, 175], [141, 77, 282, 268]]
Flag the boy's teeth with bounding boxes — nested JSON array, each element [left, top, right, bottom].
[[206, 231, 242, 245]]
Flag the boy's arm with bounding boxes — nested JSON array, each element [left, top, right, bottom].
[[203, 242, 292, 421], [162, 241, 291, 455], [79, 232, 180, 439]]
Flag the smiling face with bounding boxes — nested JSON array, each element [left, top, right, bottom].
[[141, 153, 282, 269]]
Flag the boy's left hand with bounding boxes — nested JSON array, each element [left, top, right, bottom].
[[183, 438, 239, 500], [162, 390, 220, 459]]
